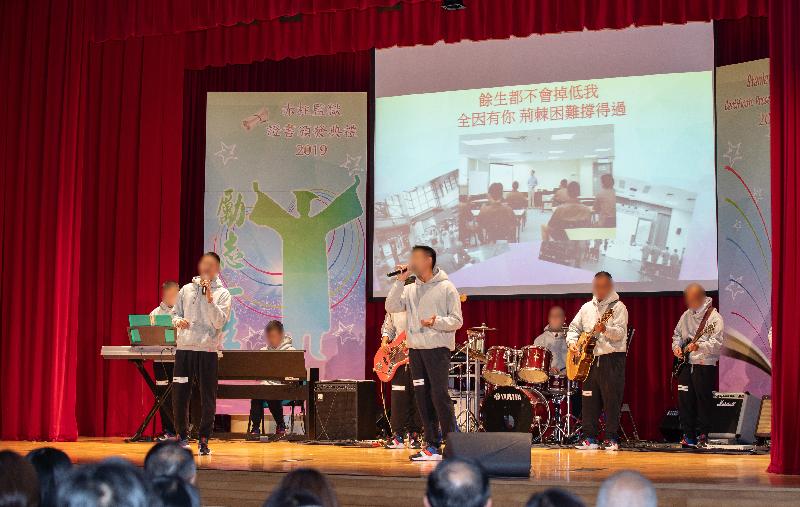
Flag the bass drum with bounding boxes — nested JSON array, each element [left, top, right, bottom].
[[480, 385, 551, 442]]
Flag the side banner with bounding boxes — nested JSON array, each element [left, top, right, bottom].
[[715, 58, 771, 395], [205, 92, 367, 382]]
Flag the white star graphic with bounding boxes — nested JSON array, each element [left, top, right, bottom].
[[215, 141, 238, 165], [331, 321, 354, 337], [339, 154, 363, 176], [725, 275, 745, 301], [733, 220, 743, 231], [723, 141, 742, 166]]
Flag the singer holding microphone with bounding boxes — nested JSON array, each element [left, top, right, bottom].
[[385, 245, 463, 461], [172, 252, 232, 455]]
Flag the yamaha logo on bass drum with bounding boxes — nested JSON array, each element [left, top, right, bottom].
[[494, 392, 523, 401]]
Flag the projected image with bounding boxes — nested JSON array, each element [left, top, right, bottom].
[[373, 23, 717, 295]]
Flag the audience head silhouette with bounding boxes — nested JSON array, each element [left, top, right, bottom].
[[596, 470, 657, 507], [56, 458, 152, 507], [25, 447, 73, 507], [145, 440, 197, 484], [425, 458, 491, 507]]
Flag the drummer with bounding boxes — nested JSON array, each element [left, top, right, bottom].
[[533, 306, 568, 375]]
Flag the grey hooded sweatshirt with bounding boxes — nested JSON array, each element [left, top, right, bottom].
[[172, 276, 232, 352], [671, 296, 724, 365], [149, 301, 175, 317], [385, 268, 463, 350], [566, 290, 629, 356]]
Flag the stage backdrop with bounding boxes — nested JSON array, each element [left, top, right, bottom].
[[204, 92, 367, 390], [715, 58, 771, 396]]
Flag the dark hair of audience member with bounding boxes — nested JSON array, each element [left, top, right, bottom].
[[144, 440, 197, 484], [152, 476, 201, 507], [263, 486, 324, 507], [487, 182, 504, 201], [425, 458, 490, 507], [525, 487, 586, 507], [566, 181, 581, 199], [276, 468, 338, 507], [0, 450, 40, 507], [25, 447, 72, 507], [56, 458, 153, 507]]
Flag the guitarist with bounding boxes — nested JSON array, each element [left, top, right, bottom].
[[671, 283, 724, 448], [567, 272, 629, 451], [380, 310, 423, 450]]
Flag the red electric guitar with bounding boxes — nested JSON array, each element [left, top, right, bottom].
[[373, 331, 409, 383]]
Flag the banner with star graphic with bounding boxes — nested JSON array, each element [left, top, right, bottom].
[[205, 92, 367, 394], [715, 58, 771, 396]]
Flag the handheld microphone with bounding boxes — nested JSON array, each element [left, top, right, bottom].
[[200, 277, 208, 295], [386, 267, 408, 278]]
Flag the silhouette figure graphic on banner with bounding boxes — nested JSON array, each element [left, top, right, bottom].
[[250, 176, 362, 358]]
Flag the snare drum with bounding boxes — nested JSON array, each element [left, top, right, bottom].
[[517, 345, 552, 384], [482, 346, 518, 386]]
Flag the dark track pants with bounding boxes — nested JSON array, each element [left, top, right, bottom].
[[581, 352, 626, 440], [153, 361, 175, 434], [390, 364, 422, 436], [172, 350, 218, 439], [677, 363, 718, 438], [409, 347, 456, 447], [250, 400, 286, 431]]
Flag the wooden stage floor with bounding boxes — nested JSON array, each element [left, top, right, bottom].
[[3, 438, 800, 506]]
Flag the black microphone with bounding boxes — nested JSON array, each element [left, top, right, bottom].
[[200, 277, 208, 295], [386, 267, 408, 278]]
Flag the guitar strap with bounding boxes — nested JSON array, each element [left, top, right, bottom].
[[687, 305, 715, 348]]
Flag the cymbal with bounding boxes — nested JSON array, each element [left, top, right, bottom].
[[468, 324, 496, 332]]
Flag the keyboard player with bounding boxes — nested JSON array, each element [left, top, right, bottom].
[[247, 320, 295, 440]]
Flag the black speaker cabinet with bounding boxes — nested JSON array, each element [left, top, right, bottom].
[[314, 380, 376, 441], [709, 392, 760, 444], [443, 432, 531, 477]]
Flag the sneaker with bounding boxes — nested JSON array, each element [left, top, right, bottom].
[[156, 431, 176, 442], [198, 437, 212, 456], [274, 427, 287, 438], [575, 437, 600, 450], [680, 435, 697, 448], [384, 434, 405, 449], [696, 434, 709, 448], [602, 439, 620, 451], [408, 433, 423, 450], [177, 436, 191, 450], [409, 445, 442, 461], [245, 429, 261, 442]]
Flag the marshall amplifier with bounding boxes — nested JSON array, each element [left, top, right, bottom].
[[709, 392, 760, 444], [314, 380, 376, 441]]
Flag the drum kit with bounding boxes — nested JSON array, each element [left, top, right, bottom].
[[452, 323, 581, 444]]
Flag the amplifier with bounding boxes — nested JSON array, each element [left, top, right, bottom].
[[314, 380, 376, 441], [659, 408, 681, 443], [709, 392, 760, 444]]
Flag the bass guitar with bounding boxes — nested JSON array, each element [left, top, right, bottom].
[[373, 331, 409, 383], [672, 308, 716, 378], [566, 307, 615, 381]]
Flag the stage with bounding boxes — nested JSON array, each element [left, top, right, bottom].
[[3, 438, 800, 506]]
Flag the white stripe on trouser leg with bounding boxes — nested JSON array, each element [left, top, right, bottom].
[[392, 385, 406, 391], [413, 379, 425, 386], [582, 390, 593, 396], [155, 380, 169, 386], [677, 384, 689, 391], [173, 376, 189, 383]]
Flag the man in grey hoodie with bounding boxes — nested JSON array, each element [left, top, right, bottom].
[[172, 252, 232, 456], [247, 320, 295, 441], [567, 272, 629, 451], [672, 283, 723, 447], [386, 245, 463, 461]]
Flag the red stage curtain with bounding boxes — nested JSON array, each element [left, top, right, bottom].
[[90, 0, 428, 43], [768, 0, 800, 476], [73, 36, 185, 436], [0, 0, 89, 441], [183, 0, 768, 68]]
